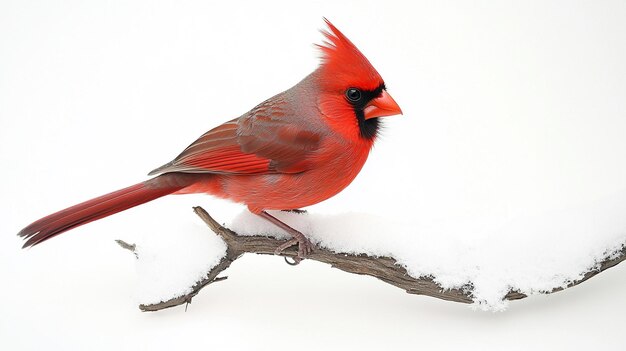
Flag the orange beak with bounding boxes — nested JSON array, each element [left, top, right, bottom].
[[363, 90, 403, 120]]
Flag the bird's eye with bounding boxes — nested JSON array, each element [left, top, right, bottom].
[[345, 88, 362, 102]]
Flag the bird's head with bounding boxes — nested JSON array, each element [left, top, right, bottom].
[[315, 18, 402, 142]]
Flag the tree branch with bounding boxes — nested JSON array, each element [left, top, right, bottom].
[[125, 206, 626, 311]]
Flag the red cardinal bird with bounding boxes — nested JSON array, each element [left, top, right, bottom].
[[18, 19, 402, 260]]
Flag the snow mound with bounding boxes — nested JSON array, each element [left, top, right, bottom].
[[133, 189, 626, 311], [228, 192, 626, 310], [134, 221, 227, 305]]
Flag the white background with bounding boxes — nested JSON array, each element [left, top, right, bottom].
[[2, 1, 626, 350]]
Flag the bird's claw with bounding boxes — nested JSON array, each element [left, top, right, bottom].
[[275, 236, 313, 264], [284, 256, 301, 265]]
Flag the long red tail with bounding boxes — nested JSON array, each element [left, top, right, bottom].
[[18, 174, 196, 248]]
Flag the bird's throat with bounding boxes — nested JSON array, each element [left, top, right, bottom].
[[355, 110, 380, 140]]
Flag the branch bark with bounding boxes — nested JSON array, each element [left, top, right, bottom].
[[123, 206, 626, 311]]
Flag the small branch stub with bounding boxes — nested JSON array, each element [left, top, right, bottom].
[[119, 206, 626, 311], [115, 239, 137, 259]]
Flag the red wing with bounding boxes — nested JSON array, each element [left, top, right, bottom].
[[148, 119, 272, 175], [148, 97, 322, 176]]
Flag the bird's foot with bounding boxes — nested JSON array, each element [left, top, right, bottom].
[[281, 209, 308, 214], [274, 234, 313, 264], [257, 210, 314, 265]]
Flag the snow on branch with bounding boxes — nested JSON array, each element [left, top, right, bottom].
[[115, 206, 626, 312]]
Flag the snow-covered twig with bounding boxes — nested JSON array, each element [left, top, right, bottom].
[[127, 206, 626, 312]]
